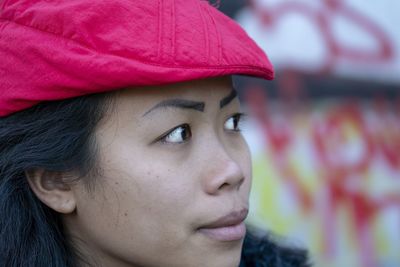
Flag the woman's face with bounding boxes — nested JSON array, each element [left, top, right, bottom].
[[66, 76, 252, 267]]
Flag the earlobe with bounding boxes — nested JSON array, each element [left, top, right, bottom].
[[25, 169, 77, 214]]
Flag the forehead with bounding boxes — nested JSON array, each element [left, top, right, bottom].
[[106, 76, 233, 120], [117, 76, 233, 105]]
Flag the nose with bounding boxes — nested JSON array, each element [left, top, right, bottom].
[[202, 148, 246, 195]]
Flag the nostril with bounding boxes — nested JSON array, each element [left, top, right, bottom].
[[218, 182, 230, 191], [217, 176, 245, 191], [237, 177, 245, 188], [235, 176, 245, 190]]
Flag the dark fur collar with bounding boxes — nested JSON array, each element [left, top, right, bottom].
[[240, 230, 312, 267]]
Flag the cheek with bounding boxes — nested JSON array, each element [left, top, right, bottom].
[[72, 158, 198, 265], [102, 161, 194, 229], [229, 137, 252, 188], [241, 146, 252, 169], [98, 136, 197, 219], [240, 146, 253, 197], [105, 147, 200, 229]]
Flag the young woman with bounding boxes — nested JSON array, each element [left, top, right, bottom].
[[0, 0, 310, 266]]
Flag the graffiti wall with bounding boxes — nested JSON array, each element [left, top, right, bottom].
[[236, 0, 400, 82], [222, 0, 400, 266], [242, 87, 400, 267]]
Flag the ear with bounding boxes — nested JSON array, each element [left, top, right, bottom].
[[26, 169, 77, 214]]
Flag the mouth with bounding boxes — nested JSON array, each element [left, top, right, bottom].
[[197, 208, 248, 242]]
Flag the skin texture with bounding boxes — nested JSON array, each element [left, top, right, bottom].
[[31, 76, 252, 267]]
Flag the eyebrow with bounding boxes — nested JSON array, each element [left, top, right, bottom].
[[142, 99, 205, 116], [143, 89, 238, 117], [219, 89, 237, 108]]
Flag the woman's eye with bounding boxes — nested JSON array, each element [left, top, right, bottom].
[[160, 124, 192, 144], [224, 113, 245, 132]]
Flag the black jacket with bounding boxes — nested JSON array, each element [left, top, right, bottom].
[[240, 231, 312, 267]]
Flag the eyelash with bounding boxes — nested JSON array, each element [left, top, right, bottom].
[[157, 113, 246, 144], [224, 113, 246, 133]]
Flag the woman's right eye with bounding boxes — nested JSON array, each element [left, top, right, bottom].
[[159, 124, 192, 144]]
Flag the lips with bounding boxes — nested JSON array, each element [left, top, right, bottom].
[[197, 208, 248, 242]]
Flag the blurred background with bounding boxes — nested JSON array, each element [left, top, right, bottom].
[[217, 1, 400, 266]]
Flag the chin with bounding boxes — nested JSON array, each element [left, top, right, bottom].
[[203, 241, 243, 267], [206, 256, 241, 267]]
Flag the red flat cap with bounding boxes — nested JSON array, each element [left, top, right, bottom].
[[0, 0, 273, 117]]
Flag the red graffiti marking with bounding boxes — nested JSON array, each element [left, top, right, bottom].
[[313, 103, 374, 173], [247, 0, 394, 72], [245, 87, 400, 267], [371, 97, 400, 170], [312, 102, 400, 267], [246, 86, 313, 212]]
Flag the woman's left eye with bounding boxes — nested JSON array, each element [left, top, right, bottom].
[[159, 124, 192, 144], [224, 113, 245, 132]]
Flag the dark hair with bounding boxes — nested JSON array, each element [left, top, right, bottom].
[[240, 230, 312, 267], [0, 93, 112, 267]]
